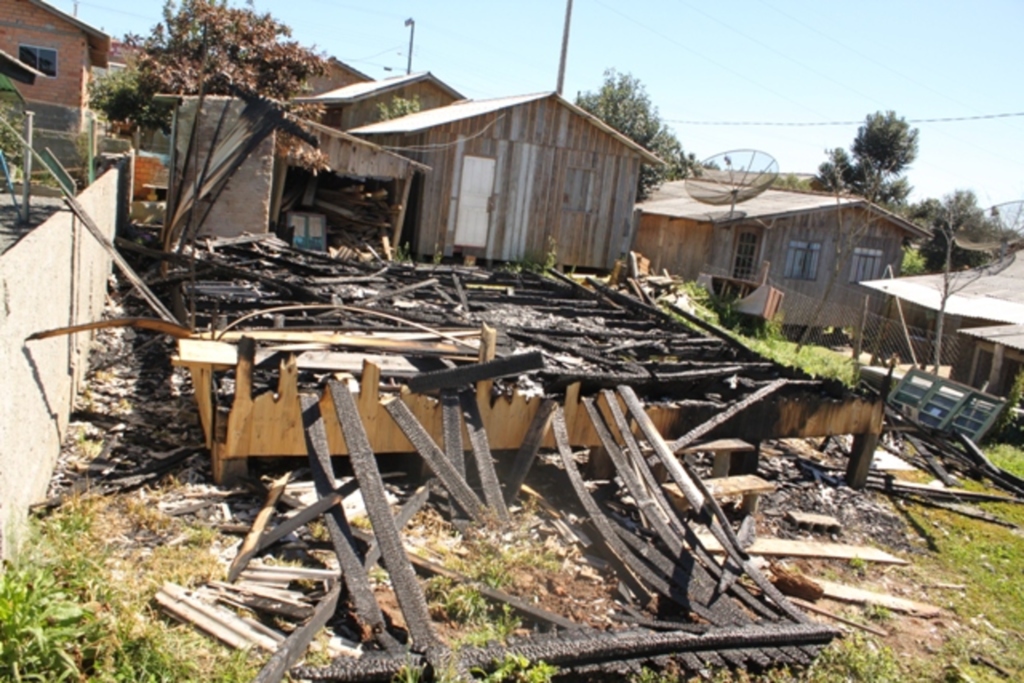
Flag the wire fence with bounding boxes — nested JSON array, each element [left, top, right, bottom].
[[774, 284, 965, 372]]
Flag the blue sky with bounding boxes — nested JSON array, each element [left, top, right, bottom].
[[63, 0, 1024, 206]]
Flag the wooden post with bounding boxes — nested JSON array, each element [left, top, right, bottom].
[[988, 343, 1005, 394], [853, 295, 869, 361], [846, 431, 880, 489], [392, 175, 414, 252]]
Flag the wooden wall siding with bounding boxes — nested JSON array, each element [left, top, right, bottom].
[[634, 215, 713, 280], [323, 81, 461, 131], [365, 96, 645, 268], [637, 205, 908, 318]]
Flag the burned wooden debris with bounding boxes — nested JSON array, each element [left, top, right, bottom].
[[55, 237, 1013, 680]]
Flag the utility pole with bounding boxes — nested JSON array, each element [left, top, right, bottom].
[[556, 0, 573, 95], [404, 18, 415, 75]]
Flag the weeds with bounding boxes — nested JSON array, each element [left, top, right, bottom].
[[474, 652, 557, 682], [0, 563, 103, 681]]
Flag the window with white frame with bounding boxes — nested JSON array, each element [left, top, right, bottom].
[[783, 240, 821, 280], [849, 247, 884, 282], [19, 45, 57, 77]]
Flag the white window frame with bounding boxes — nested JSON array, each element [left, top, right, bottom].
[[783, 240, 821, 280], [849, 247, 884, 282], [18, 44, 58, 78]]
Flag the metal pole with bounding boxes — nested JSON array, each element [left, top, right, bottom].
[[404, 18, 415, 75], [21, 110, 33, 224], [556, 0, 573, 95], [87, 113, 96, 186]]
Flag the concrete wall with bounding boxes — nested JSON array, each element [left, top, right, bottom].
[[0, 168, 117, 560]]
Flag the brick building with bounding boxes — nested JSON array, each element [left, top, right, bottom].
[[0, 0, 110, 131]]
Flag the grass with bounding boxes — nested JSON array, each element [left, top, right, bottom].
[[666, 282, 859, 386], [985, 443, 1024, 479], [4, 494, 260, 682]]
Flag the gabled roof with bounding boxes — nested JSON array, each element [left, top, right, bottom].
[[639, 182, 928, 237], [860, 251, 1024, 325], [26, 0, 111, 68], [350, 92, 664, 165], [297, 71, 462, 105], [325, 57, 371, 83]]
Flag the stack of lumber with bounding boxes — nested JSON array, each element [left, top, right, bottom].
[[313, 185, 392, 261]]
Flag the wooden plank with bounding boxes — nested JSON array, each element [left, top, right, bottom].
[[815, 579, 942, 617], [695, 536, 909, 565], [159, 583, 280, 651], [227, 471, 292, 582], [664, 476, 774, 504], [679, 438, 756, 454]]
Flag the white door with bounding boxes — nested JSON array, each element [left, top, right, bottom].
[[454, 156, 496, 248]]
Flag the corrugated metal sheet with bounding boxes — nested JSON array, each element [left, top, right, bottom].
[[959, 324, 1024, 352], [352, 93, 663, 165], [298, 71, 463, 104], [638, 183, 927, 237], [860, 253, 1024, 324]]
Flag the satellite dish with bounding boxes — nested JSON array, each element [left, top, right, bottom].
[[685, 149, 779, 219], [954, 200, 1024, 253]]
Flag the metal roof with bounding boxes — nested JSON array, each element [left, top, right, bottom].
[[959, 324, 1024, 352], [638, 182, 928, 237], [860, 252, 1024, 325], [350, 92, 664, 165], [297, 71, 463, 105], [27, 0, 110, 67]]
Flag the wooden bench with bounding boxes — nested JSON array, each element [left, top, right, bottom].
[[680, 438, 756, 478], [663, 474, 776, 515]]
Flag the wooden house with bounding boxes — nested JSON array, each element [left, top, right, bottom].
[[299, 71, 463, 132], [635, 183, 928, 325], [350, 92, 662, 268]]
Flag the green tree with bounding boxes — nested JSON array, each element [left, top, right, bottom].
[[815, 110, 919, 207], [377, 95, 421, 122], [916, 190, 1001, 370], [910, 193, 996, 272], [575, 69, 696, 200], [93, 0, 327, 132], [88, 66, 167, 132]]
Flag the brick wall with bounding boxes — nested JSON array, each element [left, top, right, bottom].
[[0, 0, 91, 129]]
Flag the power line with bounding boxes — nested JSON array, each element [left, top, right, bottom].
[[666, 112, 1024, 127]]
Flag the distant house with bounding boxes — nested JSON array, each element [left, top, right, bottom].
[[0, 0, 110, 131], [298, 71, 463, 132], [305, 57, 371, 97], [861, 251, 1024, 395], [635, 183, 927, 325], [350, 92, 662, 269]]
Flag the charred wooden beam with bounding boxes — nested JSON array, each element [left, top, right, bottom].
[[617, 385, 808, 624], [327, 381, 443, 655], [252, 581, 341, 683], [668, 380, 788, 453], [362, 483, 430, 570], [383, 398, 488, 523], [459, 388, 510, 521], [406, 351, 544, 394], [300, 395, 399, 651], [503, 398, 557, 505]]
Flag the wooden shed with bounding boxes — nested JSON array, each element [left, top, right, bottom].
[[636, 183, 928, 325], [350, 92, 662, 269], [299, 71, 463, 132]]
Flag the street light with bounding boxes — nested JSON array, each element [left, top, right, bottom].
[[404, 18, 415, 75]]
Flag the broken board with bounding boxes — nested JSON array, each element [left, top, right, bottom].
[[694, 536, 908, 565]]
